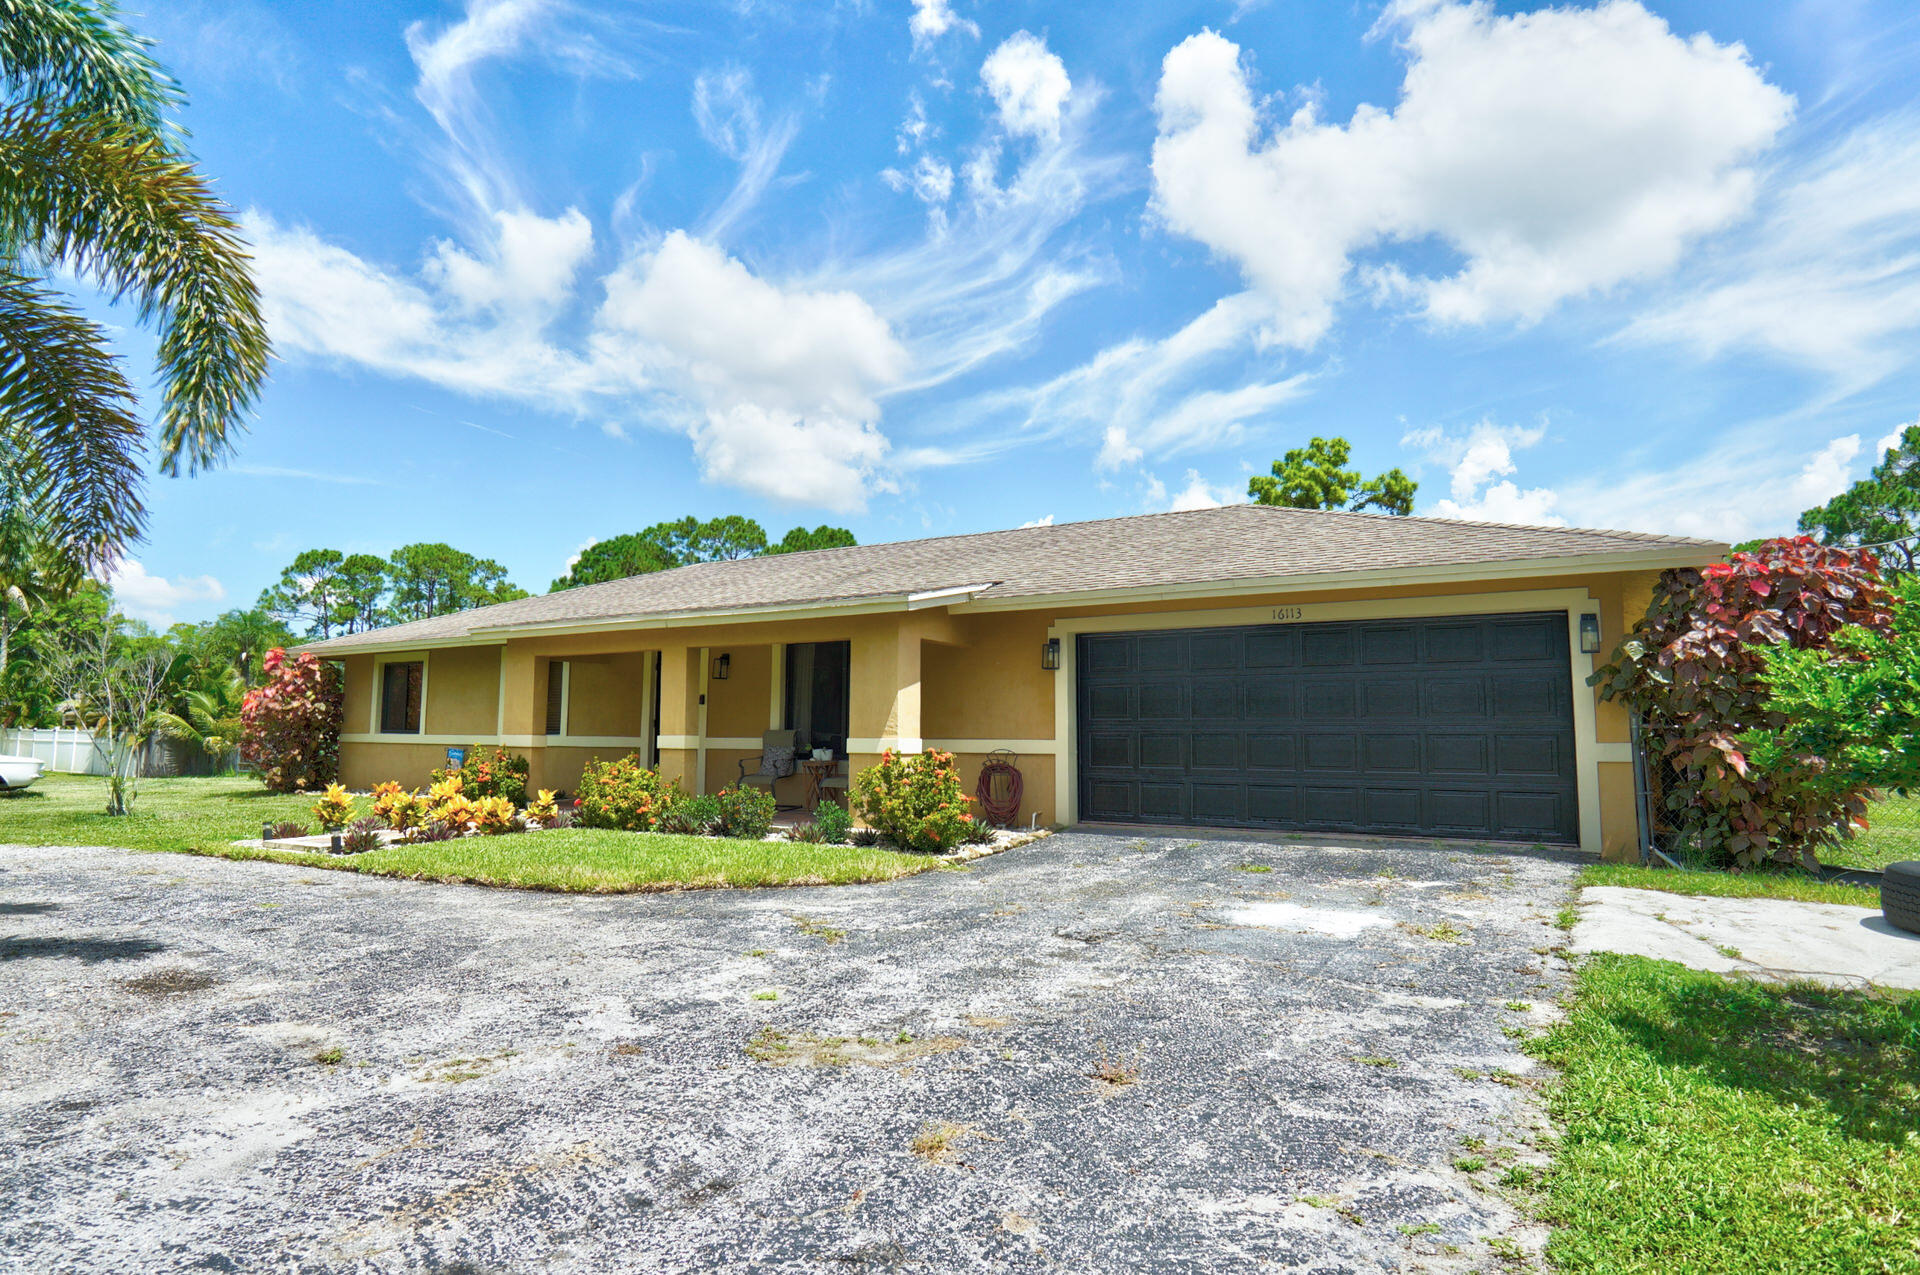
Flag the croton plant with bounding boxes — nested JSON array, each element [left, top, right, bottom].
[[240, 648, 344, 794], [1591, 536, 1893, 867]]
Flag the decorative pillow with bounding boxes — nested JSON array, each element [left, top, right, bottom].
[[758, 743, 796, 778]]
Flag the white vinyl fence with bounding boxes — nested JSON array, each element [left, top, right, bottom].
[[0, 727, 234, 778], [0, 727, 111, 775]]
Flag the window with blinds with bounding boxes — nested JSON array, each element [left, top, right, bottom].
[[545, 661, 567, 735], [379, 661, 423, 734]]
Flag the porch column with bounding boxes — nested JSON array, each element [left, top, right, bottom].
[[498, 645, 550, 791], [654, 645, 705, 793]]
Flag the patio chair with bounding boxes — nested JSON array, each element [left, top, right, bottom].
[[738, 729, 801, 805]]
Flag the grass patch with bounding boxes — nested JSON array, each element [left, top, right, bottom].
[[1834, 792, 1920, 872], [6, 774, 936, 893], [1529, 954, 1920, 1273], [1579, 862, 1880, 908]]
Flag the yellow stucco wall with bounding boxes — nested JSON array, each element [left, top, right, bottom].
[[339, 655, 374, 734], [424, 645, 500, 737], [705, 644, 773, 739], [339, 742, 451, 791], [922, 612, 1054, 740], [565, 652, 652, 737]]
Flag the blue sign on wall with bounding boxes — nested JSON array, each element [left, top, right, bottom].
[[445, 747, 466, 767]]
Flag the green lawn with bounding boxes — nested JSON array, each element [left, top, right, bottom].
[[1530, 956, 1920, 1274], [1579, 862, 1881, 908], [1, 773, 937, 892], [1836, 792, 1920, 872]]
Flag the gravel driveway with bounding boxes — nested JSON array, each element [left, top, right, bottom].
[[0, 830, 1581, 1272]]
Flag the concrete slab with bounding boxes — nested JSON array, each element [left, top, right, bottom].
[[1572, 886, 1920, 990]]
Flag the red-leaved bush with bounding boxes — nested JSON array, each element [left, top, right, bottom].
[[1592, 537, 1892, 866], [241, 648, 344, 793]]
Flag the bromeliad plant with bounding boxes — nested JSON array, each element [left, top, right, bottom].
[[1592, 537, 1893, 867], [851, 749, 974, 853]]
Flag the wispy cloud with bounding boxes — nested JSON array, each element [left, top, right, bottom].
[[226, 465, 390, 486]]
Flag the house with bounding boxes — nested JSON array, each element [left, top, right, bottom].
[[299, 505, 1721, 858]]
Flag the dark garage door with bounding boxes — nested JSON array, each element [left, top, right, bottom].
[[1076, 612, 1579, 843]]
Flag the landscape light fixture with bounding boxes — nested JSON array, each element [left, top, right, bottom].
[[1579, 614, 1602, 655], [1042, 638, 1061, 671], [712, 653, 731, 680]]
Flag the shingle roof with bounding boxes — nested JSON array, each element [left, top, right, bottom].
[[300, 504, 1721, 653]]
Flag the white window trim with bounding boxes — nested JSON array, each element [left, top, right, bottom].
[[1047, 589, 1610, 854]]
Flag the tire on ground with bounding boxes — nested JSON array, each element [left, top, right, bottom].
[[1883, 861, 1920, 935]]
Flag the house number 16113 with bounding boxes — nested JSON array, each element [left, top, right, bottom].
[[1270, 606, 1304, 622]]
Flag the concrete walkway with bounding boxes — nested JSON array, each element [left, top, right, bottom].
[[1572, 886, 1920, 990]]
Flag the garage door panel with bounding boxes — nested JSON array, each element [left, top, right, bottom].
[[1191, 678, 1239, 718], [1138, 733, 1184, 768], [1191, 733, 1241, 769], [1428, 735, 1491, 774], [1363, 788, 1423, 828], [1139, 783, 1186, 820], [1077, 615, 1577, 842], [1363, 734, 1421, 773], [1087, 733, 1133, 768], [1190, 783, 1243, 821]]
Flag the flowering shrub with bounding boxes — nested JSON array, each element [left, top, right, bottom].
[[576, 755, 680, 831], [371, 782, 428, 833], [1593, 537, 1893, 867], [430, 745, 528, 806], [525, 789, 560, 827], [851, 749, 973, 853], [310, 783, 356, 830], [713, 784, 776, 840], [240, 648, 343, 793]]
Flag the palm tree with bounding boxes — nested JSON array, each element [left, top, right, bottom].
[[0, 0, 269, 572], [0, 453, 69, 685], [154, 666, 245, 763]]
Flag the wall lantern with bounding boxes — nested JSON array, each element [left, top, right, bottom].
[[712, 653, 731, 680], [1578, 614, 1602, 655], [1041, 637, 1061, 671]]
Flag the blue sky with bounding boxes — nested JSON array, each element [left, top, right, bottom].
[[95, 0, 1920, 625]]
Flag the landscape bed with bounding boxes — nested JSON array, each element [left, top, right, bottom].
[[0, 774, 952, 893]]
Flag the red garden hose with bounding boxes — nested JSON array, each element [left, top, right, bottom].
[[976, 751, 1023, 826]]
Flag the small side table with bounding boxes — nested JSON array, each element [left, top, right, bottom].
[[800, 758, 838, 811]]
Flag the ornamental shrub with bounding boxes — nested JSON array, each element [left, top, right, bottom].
[[525, 789, 561, 827], [714, 784, 776, 840], [371, 782, 428, 833], [851, 749, 974, 853], [812, 800, 852, 844], [657, 792, 724, 836], [310, 782, 356, 831], [430, 745, 528, 806], [1592, 536, 1893, 867], [1749, 574, 1920, 800], [240, 648, 343, 793], [576, 755, 680, 831], [469, 795, 521, 835]]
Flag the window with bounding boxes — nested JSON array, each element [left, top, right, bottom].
[[784, 641, 850, 757], [545, 660, 568, 736], [379, 661, 423, 734]]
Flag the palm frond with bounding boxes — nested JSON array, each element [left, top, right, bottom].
[[0, 268, 144, 568], [0, 101, 269, 476], [0, 0, 176, 134]]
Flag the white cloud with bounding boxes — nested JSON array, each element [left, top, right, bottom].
[[1878, 420, 1916, 461], [1790, 434, 1862, 508], [974, 291, 1311, 471], [882, 155, 955, 205], [982, 32, 1071, 140], [104, 560, 225, 628], [1620, 114, 1920, 385], [1020, 514, 1055, 528], [1166, 469, 1239, 512], [909, 0, 977, 51], [1150, 4, 1792, 347], [1404, 420, 1565, 526], [595, 231, 910, 507]]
